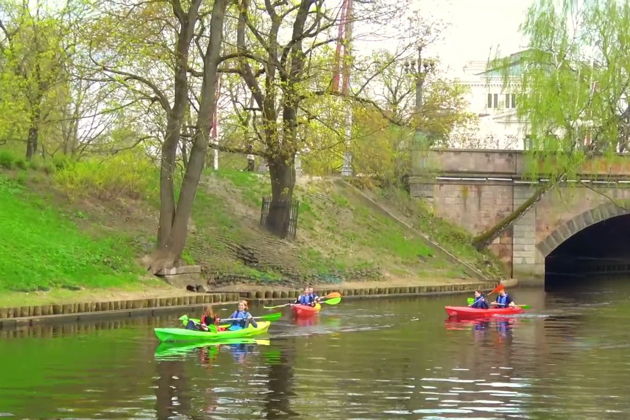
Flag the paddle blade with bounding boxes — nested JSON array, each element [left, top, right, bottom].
[[179, 315, 189, 326], [324, 292, 341, 299], [489, 284, 505, 295], [467, 298, 474, 304], [322, 297, 341, 305], [259, 312, 282, 321], [517, 304, 530, 309]]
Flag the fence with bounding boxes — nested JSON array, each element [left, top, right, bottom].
[[260, 197, 299, 239]]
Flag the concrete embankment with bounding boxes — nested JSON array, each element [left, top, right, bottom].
[[0, 282, 489, 329]]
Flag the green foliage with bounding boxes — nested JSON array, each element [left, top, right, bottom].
[[0, 174, 142, 291], [0, 151, 14, 169], [350, 107, 412, 185], [54, 151, 158, 200], [0, 3, 71, 158], [515, 0, 630, 163], [210, 169, 270, 207]]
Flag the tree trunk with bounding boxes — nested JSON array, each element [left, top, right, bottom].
[[155, 0, 203, 249], [266, 155, 296, 238], [149, 0, 227, 273], [26, 106, 41, 160], [472, 176, 562, 250]]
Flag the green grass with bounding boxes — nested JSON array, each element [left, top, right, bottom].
[[378, 187, 505, 278], [210, 169, 270, 208], [0, 174, 143, 292]]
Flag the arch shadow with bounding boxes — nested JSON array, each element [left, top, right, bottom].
[[537, 202, 630, 257]]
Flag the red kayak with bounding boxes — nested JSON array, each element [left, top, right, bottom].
[[445, 306, 524, 319], [292, 303, 321, 318]]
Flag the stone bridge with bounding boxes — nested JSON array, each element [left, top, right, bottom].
[[409, 149, 630, 286]]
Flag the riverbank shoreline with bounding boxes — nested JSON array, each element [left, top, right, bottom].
[[0, 280, 492, 329]]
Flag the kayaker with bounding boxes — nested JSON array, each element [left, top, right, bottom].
[[491, 289, 516, 308], [200, 305, 222, 331], [308, 286, 320, 304], [295, 286, 314, 306], [469, 290, 489, 309], [227, 300, 258, 330]]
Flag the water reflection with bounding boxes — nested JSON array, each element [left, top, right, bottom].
[[5, 281, 630, 418], [154, 338, 269, 360], [293, 315, 319, 327], [444, 317, 516, 343]]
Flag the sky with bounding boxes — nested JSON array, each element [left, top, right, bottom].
[[422, 0, 534, 70], [409, 0, 536, 75]]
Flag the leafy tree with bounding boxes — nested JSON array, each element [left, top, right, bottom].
[[230, 0, 341, 238], [0, 2, 69, 159], [348, 50, 474, 184], [88, 0, 228, 272], [474, 0, 630, 249], [516, 0, 629, 156]]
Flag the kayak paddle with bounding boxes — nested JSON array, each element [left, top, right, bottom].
[[221, 312, 283, 322], [320, 296, 341, 305], [179, 312, 282, 326], [263, 302, 293, 310], [263, 292, 341, 309]]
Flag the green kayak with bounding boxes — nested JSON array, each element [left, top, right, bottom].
[[154, 321, 271, 342]]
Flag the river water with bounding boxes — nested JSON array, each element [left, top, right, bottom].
[[1, 279, 630, 418]]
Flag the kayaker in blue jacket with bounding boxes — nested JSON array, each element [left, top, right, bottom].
[[491, 289, 516, 308], [469, 290, 489, 309], [295, 286, 314, 306], [227, 300, 258, 330], [308, 286, 320, 305]]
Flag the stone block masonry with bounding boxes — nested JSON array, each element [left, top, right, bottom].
[[410, 149, 630, 286]]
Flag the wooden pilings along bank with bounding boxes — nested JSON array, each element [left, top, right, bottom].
[[0, 282, 489, 329]]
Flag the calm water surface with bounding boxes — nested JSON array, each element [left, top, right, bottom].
[[2, 279, 630, 418]]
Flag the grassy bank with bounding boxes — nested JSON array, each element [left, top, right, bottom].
[[0, 174, 145, 292], [0, 161, 505, 301]]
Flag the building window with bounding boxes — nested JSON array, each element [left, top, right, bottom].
[[504, 94, 517, 109], [487, 93, 499, 108]]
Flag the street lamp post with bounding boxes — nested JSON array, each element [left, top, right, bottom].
[[404, 45, 435, 148]]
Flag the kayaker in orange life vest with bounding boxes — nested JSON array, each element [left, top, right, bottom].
[[491, 289, 516, 308], [469, 290, 489, 309]]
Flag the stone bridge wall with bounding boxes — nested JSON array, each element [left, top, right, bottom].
[[409, 150, 630, 285]]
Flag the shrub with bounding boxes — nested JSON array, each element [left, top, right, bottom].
[[28, 159, 41, 170], [0, 151, 14, 169], [54, 151, 158, 200], [14, 157, 27, 170]]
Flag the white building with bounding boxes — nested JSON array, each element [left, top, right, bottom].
[[449, 52, 529, 150]]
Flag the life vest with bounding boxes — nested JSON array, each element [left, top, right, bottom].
[[228, 310, 251, 328], [201, 314, 217, 326], [471, 297, 489, 309], [496, 294, 512, 308]]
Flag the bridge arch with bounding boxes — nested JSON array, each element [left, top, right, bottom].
[[537, 203, 630, 257]]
